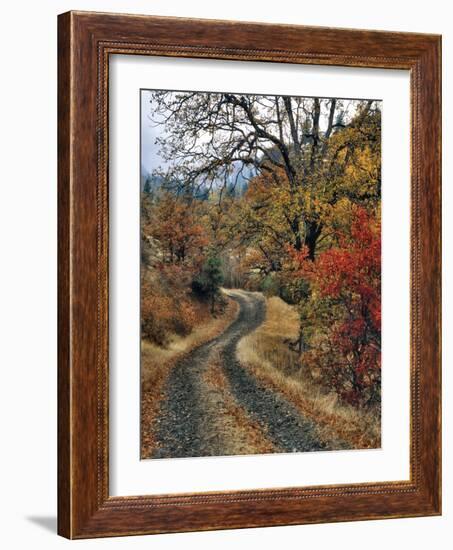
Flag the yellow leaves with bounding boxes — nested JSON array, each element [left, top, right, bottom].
[[344, 145, 379, 189]]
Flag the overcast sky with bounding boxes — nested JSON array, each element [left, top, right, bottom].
[[141, 90, 166, 176]]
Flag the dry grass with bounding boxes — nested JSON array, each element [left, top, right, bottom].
[[141, 295, 239, 458], [237, 296, 381, 449]]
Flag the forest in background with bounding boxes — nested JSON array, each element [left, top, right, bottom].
[[141, 91, 381, 420]]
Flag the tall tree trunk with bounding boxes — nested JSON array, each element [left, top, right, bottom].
[[304, 221, 322, 261]]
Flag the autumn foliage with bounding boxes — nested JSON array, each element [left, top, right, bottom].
[[144, 192, 209, 268], [286, 207, 381, 408], [141, 92, 382, 415]]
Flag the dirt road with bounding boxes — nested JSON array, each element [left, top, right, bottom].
[[151, 289, 326, 458]]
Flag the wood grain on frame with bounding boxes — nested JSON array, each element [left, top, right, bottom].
[[57, 10, 441, 539]]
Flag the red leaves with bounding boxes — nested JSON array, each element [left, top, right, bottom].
[[287, 206, 381, 409], [302, 207, 380, 328], [309, 208, 379, 297]]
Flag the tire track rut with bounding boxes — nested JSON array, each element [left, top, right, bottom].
[[152, 290, 325, 458]]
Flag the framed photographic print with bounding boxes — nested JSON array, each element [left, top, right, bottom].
[[58, 11, 441, 538]]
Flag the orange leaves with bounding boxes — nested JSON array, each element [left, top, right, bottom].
[[148, 192, 210, 268], [141, 273, 202, 347]]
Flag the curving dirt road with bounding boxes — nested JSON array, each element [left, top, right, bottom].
[[151, 289, 326, 458]]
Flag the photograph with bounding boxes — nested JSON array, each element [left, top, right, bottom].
[[140, 89, 382, 459]]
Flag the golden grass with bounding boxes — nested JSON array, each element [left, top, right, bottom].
[[237, 296, 381, 449], [141, 295, 239, 458]]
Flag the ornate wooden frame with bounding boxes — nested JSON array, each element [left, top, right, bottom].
[[58, 10, 441, 539]]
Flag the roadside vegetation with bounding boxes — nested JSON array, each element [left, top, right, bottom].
[[237, 296, 380, 449]]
